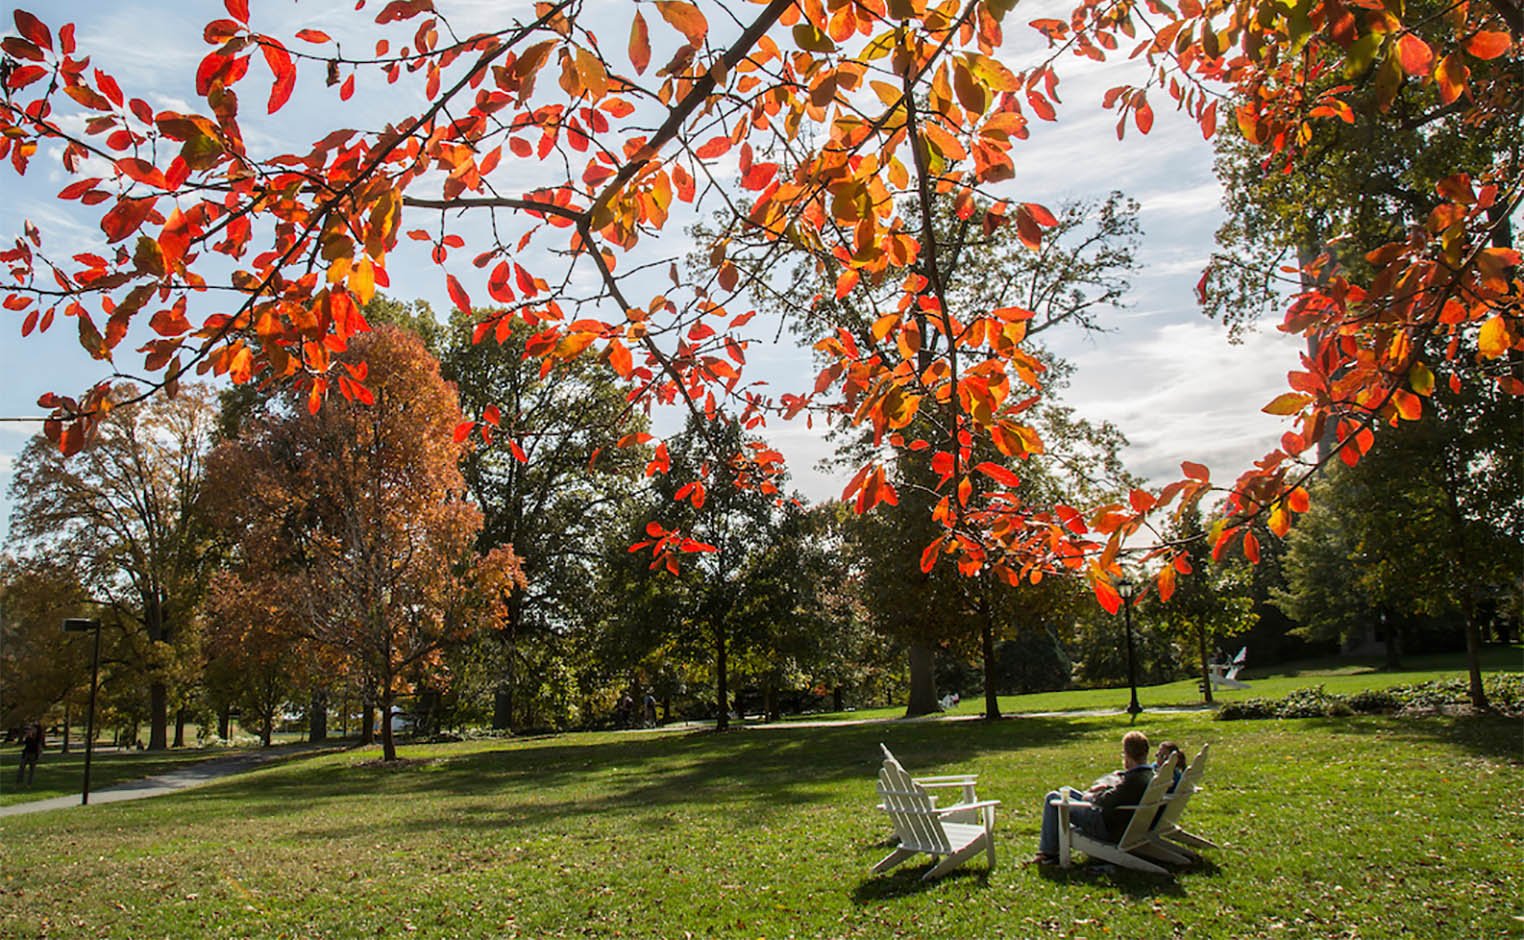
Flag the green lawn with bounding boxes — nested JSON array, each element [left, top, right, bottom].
[[0, 746, 237, 807], [2, 707, 1520, 938], [801, 645, 1524, 722]]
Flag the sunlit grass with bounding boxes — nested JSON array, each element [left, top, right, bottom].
[[2, 707, 1519, 938], [793, 645, 1524, 723]]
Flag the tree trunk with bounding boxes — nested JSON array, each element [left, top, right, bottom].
[[62, 705, 71, 754], [1383, 613, 1403, 670], [260, 708, 273, 747], [715, 629, 730, 732], [905, 642, 938, 716], [980, 605, 1001, 720], [763, 682, 779, 722], [832, 686, 844, 712], [148, 681, 169, 750], [309, 691, 328, 742], [1198, 624, 1214, 705], [380, 688, 397, 761], [218, 707, 230, 740], [173, 708, 187, 748], [361, 700, 376, 746]]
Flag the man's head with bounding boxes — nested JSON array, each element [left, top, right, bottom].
[[1122, 730, 1150, 767]]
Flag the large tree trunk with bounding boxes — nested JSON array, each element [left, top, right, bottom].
[[218, 707, 231, 741], [148, 681, 169, 750], [905, 642, 938, 716], [173, 707, 187, 748], [380, 688, 397, 762], [309, 691, 328, 742], [715, 629, 730, 732], [62, 705, 71, 754], [980, 605, 1001, 720], [361, 699, 376, 746]]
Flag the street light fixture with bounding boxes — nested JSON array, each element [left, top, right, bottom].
[[1116, 577, 1143, 718], [61, 617, 102, 805]]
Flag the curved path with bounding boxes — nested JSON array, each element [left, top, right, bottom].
[[0, 743, 345, 818]]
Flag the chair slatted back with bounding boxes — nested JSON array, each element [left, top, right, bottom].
[[1114, 764, 1176, 851], [878, 755, 950, 854], [1154, 744, 1209, 832]]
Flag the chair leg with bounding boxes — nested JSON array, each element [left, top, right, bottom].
[[872, 847, 917, 874], [922, 841, 984, 881]]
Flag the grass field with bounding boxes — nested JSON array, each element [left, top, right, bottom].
[[1, 652, 1520, 938], [809, 645, 1524, 722]]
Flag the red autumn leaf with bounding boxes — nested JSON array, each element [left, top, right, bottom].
[[1092, 577, 1122, 615], [13, 9, 51, 51], [1262, 392, 1310, 415], [225, 0, 249, 23], [296, 29, 332, 44], [974, 461, 1020, 487], [834, 268, 860, 299], [509, 439, 528, 463], [694, 136, 730, 159], [1464, 31, 1511, 60], [1395, 33, 1433, 77], [116, 157, 168, 189], [261, 38, 296, 114], [452, 420, 474, 443], [1181, 460, 1210, 481], [629, 10, 651, 74], [1243, 529, 1261, 564], [100, 197, 156, 243], [446, 274, 471, 314]]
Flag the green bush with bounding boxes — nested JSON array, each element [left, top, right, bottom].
[[1346, 689, 1400, 714], [1217, 672, 1524, 721]]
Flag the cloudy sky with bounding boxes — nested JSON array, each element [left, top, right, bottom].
[[0, 0, 1308, 530]]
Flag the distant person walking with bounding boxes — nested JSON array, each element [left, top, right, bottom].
[[642, 692, 657, 728], [16, 722, 43, 786]]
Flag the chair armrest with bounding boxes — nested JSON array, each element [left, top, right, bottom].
[[935, 799, 999, 815], [1049, 797, 1096, 809], [914, 774, 978, 785]]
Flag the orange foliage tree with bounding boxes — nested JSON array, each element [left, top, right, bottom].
[[207, 324, 523, 760], [1, 0, 1518, 608]]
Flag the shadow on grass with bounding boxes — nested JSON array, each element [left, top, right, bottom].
[[1299, 713, 1524, 764], [171, 715, 1111, 834], [850, 864, 993, 901]]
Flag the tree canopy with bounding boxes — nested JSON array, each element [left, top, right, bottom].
[[0, 0, 1518, 609]]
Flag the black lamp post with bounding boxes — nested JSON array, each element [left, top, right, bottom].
[[1116, 577, 1143, 718], [62, 617, 102, 805]]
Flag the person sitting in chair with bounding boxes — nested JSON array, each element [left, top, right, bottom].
[[1032, 730, 1155, 866]]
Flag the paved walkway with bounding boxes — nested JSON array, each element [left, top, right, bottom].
[[0, 743, 345, 818]]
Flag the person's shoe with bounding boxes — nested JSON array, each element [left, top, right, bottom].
[[1030, 853, 1059, 867]]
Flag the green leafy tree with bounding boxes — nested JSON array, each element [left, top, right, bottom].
[[6, 384, 221, 750]]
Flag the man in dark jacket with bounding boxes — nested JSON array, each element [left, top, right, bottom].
[[1033, 730, 1155, 865]]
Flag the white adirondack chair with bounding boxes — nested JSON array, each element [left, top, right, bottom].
[[873, 748, 1000, 880], [1209, 647, 1250, 691], [1142, 744, 1218, 863], [1051, 765, 1174, 874], [880, 744, 981, 823]]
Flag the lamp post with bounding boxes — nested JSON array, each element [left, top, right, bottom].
[[1116, 578, 1143, 718], [62, 617, 102, 805]]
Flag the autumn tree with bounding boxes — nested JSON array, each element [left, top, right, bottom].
[[0, 0, 1518, 626], [6, 383, 221, 750], [207, 324, 522, 760]]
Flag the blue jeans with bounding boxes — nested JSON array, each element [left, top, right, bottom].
[[1039, 788, 1108, 857]]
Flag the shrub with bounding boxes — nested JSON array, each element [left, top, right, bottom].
[[1216, 673, 1523, 721], [1347, 689, 1400, 714]]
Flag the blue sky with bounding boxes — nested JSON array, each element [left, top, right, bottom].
[[0, 0, 1307, 531]]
